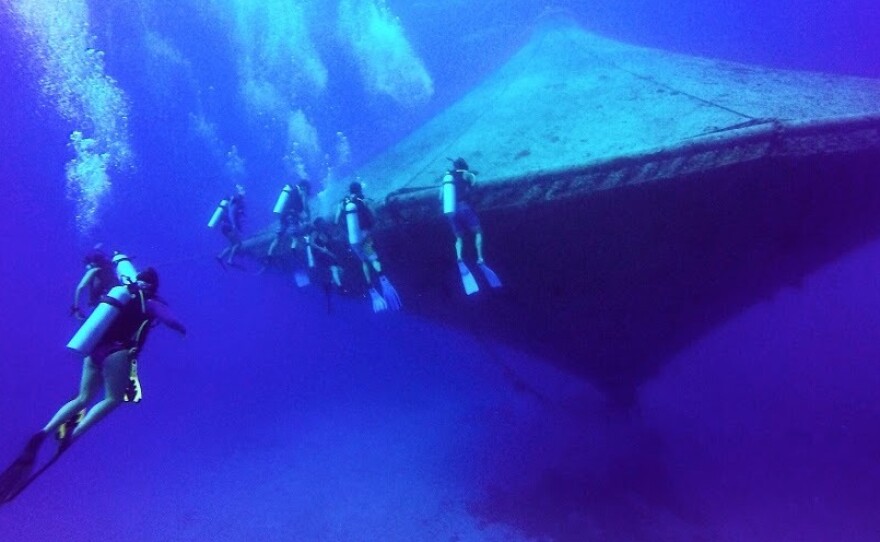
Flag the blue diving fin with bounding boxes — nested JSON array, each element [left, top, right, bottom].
[[369, 288, 388, 313], [294, 269, 310, 288], [379, 276, 402, 311], [477, 261, 502, 288], [457, 261, 479, 295]]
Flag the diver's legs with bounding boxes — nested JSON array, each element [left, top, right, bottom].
[[330, 265, 342, 287], [474, 232, 484, 263], [454, 236, 464, 261], [42, 357, 101, 433], [72, 350, 129, 438], [219, 242, 240, 264], [267, 236, 280, 258], [227, 242, 241, 263], [361, 261, 372, 285]]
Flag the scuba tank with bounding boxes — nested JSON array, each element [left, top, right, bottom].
[[344, 200, 361, 245], [273, 184, 293, 214], [67, 285, 137, 355], [442, 174, 456, 215], [305, 235, 315, 268], [208, 199, 229, 228], [112, 252, 138, 285]]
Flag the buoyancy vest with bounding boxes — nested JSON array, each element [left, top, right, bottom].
[[450, 169, 474, 203], [228, 194, 245, 224], [99, 288, 152, 351]]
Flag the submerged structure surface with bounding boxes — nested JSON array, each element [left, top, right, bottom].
[[256, 24, 880, 404]]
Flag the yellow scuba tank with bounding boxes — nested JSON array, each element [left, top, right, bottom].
[[66, 285, 135, 356], [112, 252, 138, 285], [273, 184, 293, 214], [208, 199, 229, 228], [442, 173, 456, 215]]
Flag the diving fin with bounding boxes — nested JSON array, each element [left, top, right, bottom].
[[0, 432, 47, 504], [457, 261, 479, 295], [294, 269, 311, 288], [477, 261, 502, 288], [1, 431, 77, 505], [378, 276, 402, 311], [4, 410, 84, 504], [369, 288, 388, 313]]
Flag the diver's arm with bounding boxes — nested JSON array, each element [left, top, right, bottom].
[[147, 299, 187, 336], [72, 267, 98, 314], [334, 202, 343, 224], [311, 242, 334, 258]]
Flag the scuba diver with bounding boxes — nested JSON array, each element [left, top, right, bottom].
[[441, 157, 502, 294], [70, 246, 117, 320], [264, 181, 312, 280], [267, 179, 312, 284], [305, 217, 347, 312], [306, 217, 344, 292], [209, 183, 246, 269], [268, 180, 311, 257], [0, 267, 186, 505], [335, 181, 402, 312]]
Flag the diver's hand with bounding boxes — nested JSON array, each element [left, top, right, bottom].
[[70, 305, 85, 320]]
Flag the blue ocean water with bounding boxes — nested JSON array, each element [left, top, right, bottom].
[[1, 1, 878, 540]]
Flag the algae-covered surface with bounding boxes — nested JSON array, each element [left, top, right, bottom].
[[334, 24, 880, 205], [311, 24, 880, 403]]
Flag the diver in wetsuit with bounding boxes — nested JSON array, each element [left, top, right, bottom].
[[440, 157, 502, 294], [267, 180, 311, 262], [0, 267, 186, 504], [215, 183, 247, 268], [334, 181, 402, 312], [306, 217, 344, 291]]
